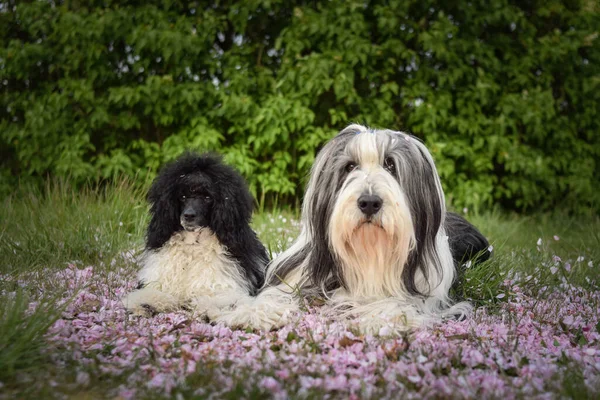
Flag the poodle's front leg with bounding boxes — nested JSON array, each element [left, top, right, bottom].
[[123, 285, 179, 317]]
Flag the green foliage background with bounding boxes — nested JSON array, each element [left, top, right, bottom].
[[1, 0, 599, 212]]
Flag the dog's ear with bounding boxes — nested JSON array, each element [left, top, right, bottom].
[[402, 142, 445, 296], [209, 167, 254, 248], [145, 165, 182, 250], [209, 165, 268, 291]]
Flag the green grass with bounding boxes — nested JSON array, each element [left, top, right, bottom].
[[0, 290, 65, 383], [460, 210, 600, 307], [0, 180, 599, 397], [0, 180, 148, 276], [466, 210, 600, 257], [251, 210, 301, 258]]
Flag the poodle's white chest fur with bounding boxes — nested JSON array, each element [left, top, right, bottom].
[[138, 229, 248, 303]]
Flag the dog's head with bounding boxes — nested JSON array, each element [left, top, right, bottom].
[[145, 153, 255, 251], [302, 124, 448, 297]]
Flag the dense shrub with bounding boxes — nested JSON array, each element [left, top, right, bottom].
[[1, 0, 598, 212]]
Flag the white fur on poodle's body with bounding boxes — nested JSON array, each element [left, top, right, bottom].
[[125, 229, 250, 316]]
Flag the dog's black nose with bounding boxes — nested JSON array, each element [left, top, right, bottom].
[[183, 209, 197, 221], [357, 194, 382, 217]]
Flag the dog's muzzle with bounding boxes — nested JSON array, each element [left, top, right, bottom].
[[180, 203, 204, 231], [183, 208, 197, 223]]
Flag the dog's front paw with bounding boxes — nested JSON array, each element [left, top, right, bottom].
[[212, 306, 275, 331], [123, 287, 178, 317], [335, 304, 426, 336], [349, 314, 413, 336], [212, 301, 298, 331], [127, 303, 158, 317]]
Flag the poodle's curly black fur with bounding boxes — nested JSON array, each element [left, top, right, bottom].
[[145, 152, 268, 293]]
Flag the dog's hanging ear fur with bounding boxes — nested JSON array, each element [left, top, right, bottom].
[[306, 173, 344, 292], [209, 162, 268, 291], [146, 161, 184, 250], [209, 165, 253, 242], [400, 139, 445, 297], [302, 131, 357, 293]]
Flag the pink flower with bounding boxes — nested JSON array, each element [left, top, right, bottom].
[[565, 263, 571, 272], [562, 315, 574, 327], [75, 371, 90, 386], [261, 377, 281, 391], [275, 369, 290, 380], [463, 349, 485, 367], [325, 374, 348, 391], [117, 386, 137, 400]]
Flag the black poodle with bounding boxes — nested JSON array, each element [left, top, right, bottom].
[[124, 152, 269, 317]]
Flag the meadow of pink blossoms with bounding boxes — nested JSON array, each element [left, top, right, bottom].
[[12, 255, 590, 400]]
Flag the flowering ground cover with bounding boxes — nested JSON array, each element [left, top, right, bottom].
[[1, 184, 599, 398]]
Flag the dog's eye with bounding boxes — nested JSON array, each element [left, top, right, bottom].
[[181, 195, 186, 200], [345, 162, 357, 173], [384, 157, 396, 174], [204, 195, 212, 201]]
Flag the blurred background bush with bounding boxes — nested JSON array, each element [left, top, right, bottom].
[[1, 0, 598, 213]]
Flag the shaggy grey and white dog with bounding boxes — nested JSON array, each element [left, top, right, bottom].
[[124, 153, 268, 318], [215, 124, 489, 333]]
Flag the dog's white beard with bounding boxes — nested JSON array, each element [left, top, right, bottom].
[[323, 171, 460, 334], [328, 174, 415, 300]]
